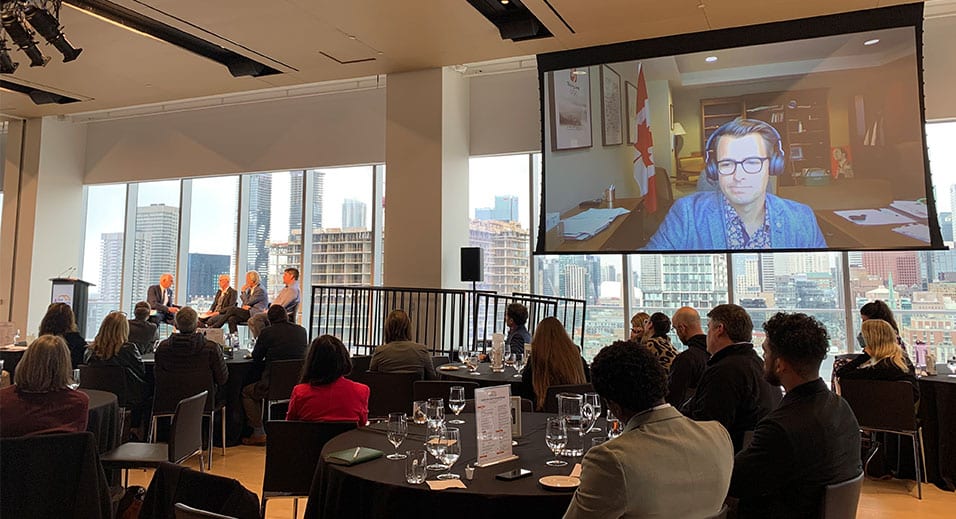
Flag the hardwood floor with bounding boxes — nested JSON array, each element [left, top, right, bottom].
[[126, 445, 955, 518]]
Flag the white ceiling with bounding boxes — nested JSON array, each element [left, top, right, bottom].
[[0, 0, 938, 118]]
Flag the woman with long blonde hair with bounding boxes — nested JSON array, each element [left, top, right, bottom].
[[522, 317, 589, 411], [836, 318, 918, 403], [629, 312, 652, 343], [85, 311, 148, 431]]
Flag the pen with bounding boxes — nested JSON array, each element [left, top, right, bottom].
[[351, 446, 361, 460]]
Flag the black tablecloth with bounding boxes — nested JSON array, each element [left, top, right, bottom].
[[306, 413, 588, 519], [80, 389, 119, 454], [918, 371, 956, 491], [142, 353, 254, 447], [440, 363, 527, 388], [0, 348, 25, 377]]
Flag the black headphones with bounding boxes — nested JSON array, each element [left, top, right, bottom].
[[704, 118, 786, 181]]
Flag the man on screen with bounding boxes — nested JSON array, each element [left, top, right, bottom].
[[645, 118, 826, 250]]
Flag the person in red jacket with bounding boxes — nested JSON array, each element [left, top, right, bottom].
[[287, 335, 369, 425]]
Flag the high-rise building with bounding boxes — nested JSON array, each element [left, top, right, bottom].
[[468, 220, 530, 294], [131, 204, 178, 305], [246, 175, 272, 288], [290, 170, 324, 233], [342, 199, 368, 229], [186, 253, 230, 301], [474, 195, 519, 223], [862, 251, 920, 287], [271, 228, 373, 289]]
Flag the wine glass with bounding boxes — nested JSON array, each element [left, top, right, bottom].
[[467, 351, 481, 374], [457, 347, 467, 366], [584, 392, 603, 433], [386, 413, 408, 460], [436, 427, 461, 480], [545, 417, 568, 467], [69, 368, 80, 390], [504, 352, 516, 371], [606, 407, 622, 440], [448, 386, 466, 424], [947, 356, 956, 376], [425, 423, 448, 471], [426, 398, 445, 428], [512, 352, 525, 378]]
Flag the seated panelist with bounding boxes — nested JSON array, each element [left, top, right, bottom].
[[206, 271, 268, 334], [147, 273, 179, 325]]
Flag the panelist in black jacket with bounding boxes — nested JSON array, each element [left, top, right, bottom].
[[729, 312, 861, 519], [199, 275, 238, 326], [147, 273, 180, 325], [241, 305, 308, 446], [681, 304, 782, 452]]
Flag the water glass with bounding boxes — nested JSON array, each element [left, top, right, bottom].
[[512, 352, 525, 378], [557, 393, 593, 456], [589, 436, 605, 453], [425, 423, 448, 471], [69, 368, 80, 390], [426, 398, 445, 428], [467, 351, 481, 374], [545, 417, 568, 467], [404, 449, 428, 484], [584, 392, 603, 433], [436, 427, 461, 480], [386, 412, 408, 460], [448, 386, 466, 424], [412, 400, 428, 425], [606, 407, 622, 440]]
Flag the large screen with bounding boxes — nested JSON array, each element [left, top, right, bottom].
[[536, 3, 943, 255]]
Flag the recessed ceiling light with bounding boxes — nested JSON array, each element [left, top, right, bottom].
[[864, 38, 880, 46], [705, 56, 718, 63], [500, 0, 510, 4], [571, 69, 587, 76]]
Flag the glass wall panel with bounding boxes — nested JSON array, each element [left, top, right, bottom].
[[183, 176, 239, 309], [82, 184, 128, 338], [243, 171, 302, 298], [129, 180, 181, 312], [306, 166, 374, 286]]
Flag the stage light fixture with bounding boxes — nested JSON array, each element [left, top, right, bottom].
[[0, 40, 18, 73], [1, 9, 50, 67], [23, 4, 82, 62]]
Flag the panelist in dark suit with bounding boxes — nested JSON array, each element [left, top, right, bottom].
[[199, 275, 237, 326], [147, 273, 179, 324], [206, 271, 268, 334], [729, 312, 861, 519], [128, 301, 160, 354], [241, 305, 308, 445]]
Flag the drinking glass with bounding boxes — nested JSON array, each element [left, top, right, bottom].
[[386, 412, 408, 460], [426, 398, 445, 428], [584, 392, 603, 433], [504, 352, 516, 371], [412, 400, 428, 425], [467, 351, 481, 374], [589, 436, 605, 453], [512, 352, 525, 378], [69, 368, 80, 390], [606, 407, 622, 440], [448, 386, 466, 424], [436, 427, 461, 480], [425, 423, 448, 471], [545, 417, 568, 467], [557, 393, 593, 456], [404, 449, 428, 484]]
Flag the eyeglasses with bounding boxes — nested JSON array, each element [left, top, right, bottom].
[[716, 156, 769, 176]]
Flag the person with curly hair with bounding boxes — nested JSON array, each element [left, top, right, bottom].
[[643, 312, 678, 371], [730, 312, 860, 519], [564, 340, 732, 518], [38, 302, 88, 369]]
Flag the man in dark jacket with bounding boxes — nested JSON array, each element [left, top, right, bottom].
[[154, 307, 228, 394], [241, 305, 308, 445], [128, 301, 159, 354], [667, 306, 710, 407], [681, 304, 782, 451], [729, 312, 861, 519]]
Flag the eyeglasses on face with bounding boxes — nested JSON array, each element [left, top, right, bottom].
[[716, 156, 769, 176]]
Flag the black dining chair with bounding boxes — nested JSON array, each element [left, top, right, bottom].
[[363, 371, 420, 418], [839, 379, 926, 499], [101, 391, 207, 487], [174, 502, 237, 519], [413, 380, 479, 401], [821, 472, 864, 519], [543, 383, 596, 413], [347, 355, 372, 381], [261, 420, 358, 518], [262, 359, 305, 421], [432, 355, 451, 367], [79, 364, 131, 406], [151, 368, 225, 470]]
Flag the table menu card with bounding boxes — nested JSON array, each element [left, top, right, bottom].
[[475, 385, 518, 467]]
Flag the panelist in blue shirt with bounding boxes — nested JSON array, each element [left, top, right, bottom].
[[645, 118, 826, 251]]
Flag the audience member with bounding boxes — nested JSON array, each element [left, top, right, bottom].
[[858, 300, 907, 352], [643, 312, 678, 371], [564, 340, 733, 518], [154, 307, 228, 397], [836, 319, 919, 403], [128, 301, 159, 354], [287, 335, 369, 424], [85, 311, 148, 433], [666, 306, 710, 407], [199, 275, 237, 326], [248, 268, 300, 334], [369, 309, 437, 380], [629, 312, 652, 342], [241, 305, 309, 445], [505, 303, 532, 355], [0, 335, 89, 437], [729, 312, 861, 519], [681, 303, 782, 451], [147, 273, 179, 324], [206, 271, 269, 334], [38, 302, 87, 369], [522, 317, 589, 411]]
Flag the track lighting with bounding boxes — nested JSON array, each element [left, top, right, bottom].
[[0, 39, 18, 73], [1, 8, 49, 67], [23, 4, 82, 62]]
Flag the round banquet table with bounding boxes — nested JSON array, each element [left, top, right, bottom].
[[80, 388, 120, 455], [917, 367, 956, 491], [305, 413, 594, 519]]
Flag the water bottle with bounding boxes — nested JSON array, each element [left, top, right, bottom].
[[491, 333, 505, 372]]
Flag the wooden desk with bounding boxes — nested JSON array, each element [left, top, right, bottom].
[[814, 210, 929, 249], [545, 197, 645, 252]]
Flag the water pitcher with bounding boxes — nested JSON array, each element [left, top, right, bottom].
[[557, 393, 594, 456]]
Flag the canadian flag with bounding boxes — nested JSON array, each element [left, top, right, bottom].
[[633, 63, 657, 214]]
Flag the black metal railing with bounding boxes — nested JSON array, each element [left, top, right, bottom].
[[512, 292, 587, 347]]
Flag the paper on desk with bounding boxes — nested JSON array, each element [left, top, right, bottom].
[[890, 200, 929, 219], [834, 208, 915, 226], [562, 208, 630, 240], [426, 479, 467, 490], [892, 223, 931, 243]]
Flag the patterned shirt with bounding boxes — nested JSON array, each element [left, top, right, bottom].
[[643, 335, 679, 372], [721, 195, 771, 249]]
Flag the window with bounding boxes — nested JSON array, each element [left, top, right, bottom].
[[182, 176, 239, 309], [307, 166, 374, 286], [82, 184, 128, 338], [241, 171, 302, 299], [128, 181, 181, 310]]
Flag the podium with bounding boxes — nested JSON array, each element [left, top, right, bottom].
[[50, 278, 94, 338]]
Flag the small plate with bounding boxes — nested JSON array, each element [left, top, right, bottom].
[[438, 365, 460, 371], [538, 475, 580, 491]]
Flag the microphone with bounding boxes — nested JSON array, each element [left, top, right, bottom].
[[55, 266, 75, 278]]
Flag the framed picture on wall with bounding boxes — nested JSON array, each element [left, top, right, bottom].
[[625, 81, 638, 144], [600, 65, 623, 146], [549, 68, 593, 151]]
